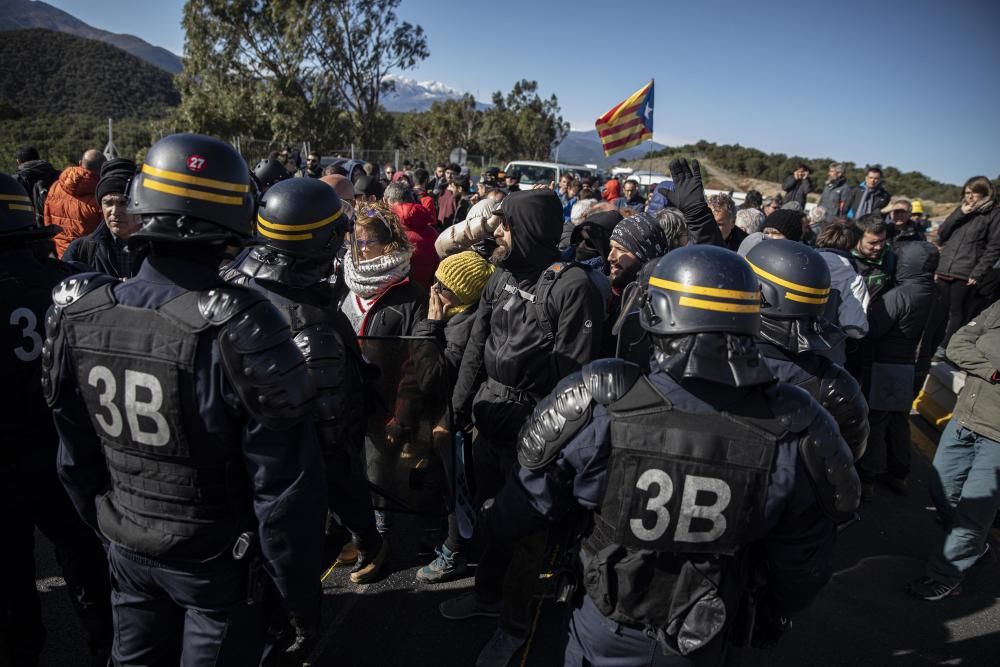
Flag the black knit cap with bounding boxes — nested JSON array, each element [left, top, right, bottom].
[[761, 209, 804, 242], [96, 157, 136, 204]]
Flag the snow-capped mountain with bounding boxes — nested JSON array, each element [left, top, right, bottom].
[[381, 75, 490, 112]]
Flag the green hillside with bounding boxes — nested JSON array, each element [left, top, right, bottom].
[[641, 140, 963, 202], [0, 28, 179, 119]]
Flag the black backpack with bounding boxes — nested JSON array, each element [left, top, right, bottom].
[[492, 260, 597, 345], [14, 161, 59, 225]]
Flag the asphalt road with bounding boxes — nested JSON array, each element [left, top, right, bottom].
[[34, 417, 1000, 666]]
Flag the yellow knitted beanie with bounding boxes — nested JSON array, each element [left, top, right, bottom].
[[435, 251, 495, 306]]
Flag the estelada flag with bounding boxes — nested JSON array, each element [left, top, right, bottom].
[[595, 81, 654, 157]]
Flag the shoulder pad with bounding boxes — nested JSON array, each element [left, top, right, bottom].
[[219, 265, 250, 287], [44, 272, 117, 406], [51, 272, 117, 309], [766, 382, 818, 435], [197, 287, 267, 326], [798, 400, 861, 522], [583, 358, 643, 404], [817, 361, 869, 461], [218, 299, 314, 429], [517, 358, 642, 470]]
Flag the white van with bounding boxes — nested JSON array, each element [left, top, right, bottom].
[[503, 161, 598, 187]]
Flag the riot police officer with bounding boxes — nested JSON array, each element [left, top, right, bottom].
[[0, 173, 112, 665], [746, 239, 870, 461], [482, 244, 861, 665], [43, 134, 326, 664], [223, 177, 388, 584], [253, 156, 293, 193]]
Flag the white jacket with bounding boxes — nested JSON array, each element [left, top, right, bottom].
[[434, 198, 500, 258], [819, 250, 870, 339]]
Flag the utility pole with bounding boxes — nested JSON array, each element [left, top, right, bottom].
[[103, 118, 120, 160]]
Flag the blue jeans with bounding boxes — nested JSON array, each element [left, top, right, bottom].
[[927, 419, 1000, 585]]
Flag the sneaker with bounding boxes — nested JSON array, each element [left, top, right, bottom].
[[350, 537, 389, 584], [439, 591, 502, 620], [338, 540, 359, 565], [908, 576, 961, 601], [861, 482, 875, 503], [417, 546, 468, 584], [475, 628, 525, 667]]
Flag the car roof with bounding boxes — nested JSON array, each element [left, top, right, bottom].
[[505, 160, 595, 170]]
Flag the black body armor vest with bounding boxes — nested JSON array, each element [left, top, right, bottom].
[[59, 285, 252, 561], [0, 253, 73, 450], [582, 377, 778, 656]]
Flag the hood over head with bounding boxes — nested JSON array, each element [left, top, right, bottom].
[[500, 189, 562, 273], [58, 165, 98, 197], [602, 179, 622, 202], [894, 240, 939, 282]]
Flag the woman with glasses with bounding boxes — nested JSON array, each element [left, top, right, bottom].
[[336, 202, 429, 553]]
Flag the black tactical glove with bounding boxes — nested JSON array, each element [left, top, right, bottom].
[[667, 158, 721, 246]]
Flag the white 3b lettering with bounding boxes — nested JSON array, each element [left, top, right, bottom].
[[87, 365, 171, 446], [630, 470, 731, 543]]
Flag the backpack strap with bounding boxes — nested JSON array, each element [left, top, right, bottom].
[[533, 261, 590, 344]]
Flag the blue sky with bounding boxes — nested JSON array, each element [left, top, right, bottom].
[[45, 0, 1000, 185]]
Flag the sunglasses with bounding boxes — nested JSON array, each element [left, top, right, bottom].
[[494, 209, 508, 230], [362, 207, 393, 235]]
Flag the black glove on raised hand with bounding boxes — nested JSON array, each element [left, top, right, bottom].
[[667, 158, 722, 246]]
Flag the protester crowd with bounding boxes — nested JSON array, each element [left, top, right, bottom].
[[4, 136, 999, 667]]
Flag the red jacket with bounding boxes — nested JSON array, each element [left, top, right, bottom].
[[414, 187, 437, 219], [44, 166, 102, 257], [392, 202, 440, 290]]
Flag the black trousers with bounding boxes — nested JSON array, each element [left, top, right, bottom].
[[471, 433, 548, 638], [915, 278, 984, 392], [857, 409, 911, 482], [107, 545, 262, 666], [0, 453, 111, 664]]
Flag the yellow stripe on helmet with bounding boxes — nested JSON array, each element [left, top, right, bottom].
[[649, 276, 759, 302], [678, 296, 760, 313], [258, 226, 313, 241], [786, 292, 829, 305], [256, 209, 342, 232], [747, 261, 830, 296], [142, 178, 245, 206], [142, 163, 249, 193]]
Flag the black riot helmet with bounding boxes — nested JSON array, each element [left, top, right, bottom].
[[746, 240, 830, 319], [639, 244, 761, 336], [256, 177, 347, 259], [252, 157, 292, 192], [0, 173, 59, 241], [128, 133, 255, 244]]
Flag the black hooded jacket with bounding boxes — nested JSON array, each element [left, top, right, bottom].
[[865, 241, 939, 366], [452, 190, 604, 440]]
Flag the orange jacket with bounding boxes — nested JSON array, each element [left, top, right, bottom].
[[44, 166, 102, 257]]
